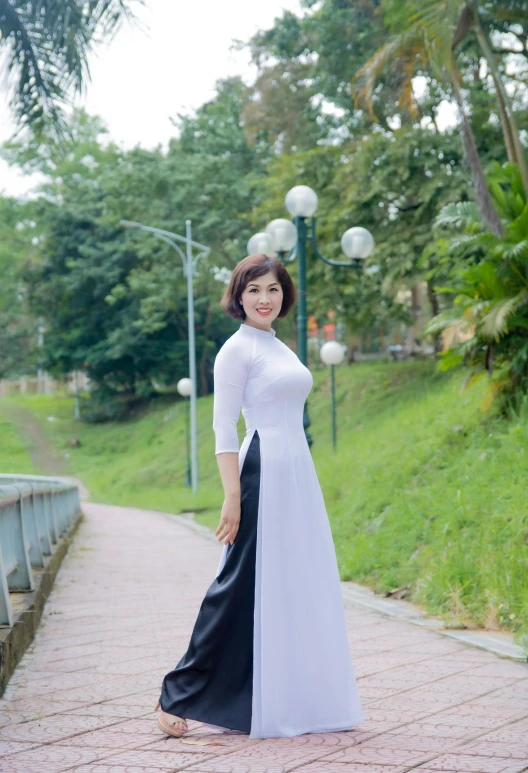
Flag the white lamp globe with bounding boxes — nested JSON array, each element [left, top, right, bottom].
[[247, 232, 275, 258], [265, 218, 297, 253], [285, 185, 319, 218], [177, 377, 192, 397], [320, 341, 346, 366], [341, 227, 375, 260]]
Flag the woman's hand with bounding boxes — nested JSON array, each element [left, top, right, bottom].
[[215, 495, 241, 545]]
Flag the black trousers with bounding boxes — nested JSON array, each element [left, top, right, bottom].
[[159, 430, 261, 733]]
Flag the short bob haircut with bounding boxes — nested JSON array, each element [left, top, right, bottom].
[[220, 253, 296, 321]]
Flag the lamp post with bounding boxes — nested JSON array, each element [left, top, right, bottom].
[[249, 185, 374, 447], [37, 317, 45, 394], [120, 219, 210, 493], [74, 371, 81, 420], [320, 341, 346, 452], [177, 377, 192, 488]]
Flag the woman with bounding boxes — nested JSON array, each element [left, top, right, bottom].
[[156, 253, 363, 739]]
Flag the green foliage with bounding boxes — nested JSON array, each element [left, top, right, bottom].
[[2, 0, 527, 416], [0, 197, 41, 378], [4, 360, 527, 636], [427, 162, 528, 403], [250, 123, 467, 331], [3, 87, 266, 415], [0, 412, 36, 474], [0, 0, 140, 130]]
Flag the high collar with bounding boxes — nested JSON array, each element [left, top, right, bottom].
[[239, 322, 276, 338]]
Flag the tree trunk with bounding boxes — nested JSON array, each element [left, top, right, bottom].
[[489, 70, 516, 164], [468, 0, 528, 197], [427, 280, 440, 317], [427, 281, 443, 353], [449, 58, 504, 237]]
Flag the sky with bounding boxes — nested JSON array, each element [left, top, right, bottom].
[[0, 0, 302, 197]]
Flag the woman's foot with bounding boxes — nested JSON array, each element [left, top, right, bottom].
[[155, 701, 188, 737]]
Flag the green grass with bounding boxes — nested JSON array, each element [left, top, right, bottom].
[[0, 412, 37, 475], [2, 360, 527, 637]]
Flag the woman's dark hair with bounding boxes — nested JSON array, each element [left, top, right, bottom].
[[220, 254, 296, 321]]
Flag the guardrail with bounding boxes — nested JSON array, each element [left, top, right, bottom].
[[0, 475, 81, 627]]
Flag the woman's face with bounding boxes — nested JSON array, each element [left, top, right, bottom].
[[240, 271, 284, 329]]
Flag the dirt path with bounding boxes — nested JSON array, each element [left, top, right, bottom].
[[0, 402, 89, 499], [1, 402, 67, 475]]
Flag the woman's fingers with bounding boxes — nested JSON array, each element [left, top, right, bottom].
[[216, 516, 240, 544], [215, 520, 227, 539], [226, 523, 240, 545]]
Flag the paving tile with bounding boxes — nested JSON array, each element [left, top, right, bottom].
[[0, 744, 114, 772], [424, 754, 528, 772], [89, 749, 210, 768], [360, 734, 457, 753], [178, 741, 338, 771], [460, 741, 528, 759], [0, 714, 122, 744], [282, 764, 407, 773], [323, 743, 432, 766], [69, 767, 180, 773], [64, 704, 152, 719], [0, 740, 38, 757], [146, 734, 254, 755], [388, 721, 479, 741]]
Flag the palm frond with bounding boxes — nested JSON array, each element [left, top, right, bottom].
[[352, 29, 421, 120], [480, 290, 528, 340], [434, 201, 482, 231], [502, 240, 528, 260], [425, 308, 464, 335], [0, 0, 143, 129]]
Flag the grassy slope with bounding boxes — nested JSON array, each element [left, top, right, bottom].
[[1, 360, 526, 634], [0, 412, 37, 475]]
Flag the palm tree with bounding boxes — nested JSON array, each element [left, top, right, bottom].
[[353, 0, 528, 238], [465, 0, 528, 196], [0, 1, 140, 130], [426, 162, 528, 395]]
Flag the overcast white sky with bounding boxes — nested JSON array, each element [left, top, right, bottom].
[[0, 0, 302, 197]]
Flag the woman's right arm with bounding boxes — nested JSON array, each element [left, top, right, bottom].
[[212, 341, 251, 545], [214, 453, 241, 545]]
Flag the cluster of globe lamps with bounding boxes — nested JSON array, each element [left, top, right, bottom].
[[248, 185, 375, 451]]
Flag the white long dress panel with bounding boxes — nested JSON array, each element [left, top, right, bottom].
[[213, 322, 364, 739]]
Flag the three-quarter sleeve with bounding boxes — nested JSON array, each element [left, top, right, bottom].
[[212, 339, 252, 455]]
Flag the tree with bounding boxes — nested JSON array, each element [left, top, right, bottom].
[[0, 197, 40, 378], [0, 0, 140, 129], [353, 0, 521, 236], [7, 81, 270, 415]]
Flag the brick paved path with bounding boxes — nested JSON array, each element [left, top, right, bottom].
[[1, 502, 527, 773]]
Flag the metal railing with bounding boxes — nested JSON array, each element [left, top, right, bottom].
[[0, 475, 81, 627]]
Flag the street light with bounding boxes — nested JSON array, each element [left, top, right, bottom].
[[320, 341, 345, 452], [247, 232, 275, 257], [120, 219, 210, 493], [37, 317, 45, 394], [177, 377, 192, 488], [341, 227, 375, 261], [250, 184, 374, 447], [264, 219, 297, 254]]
